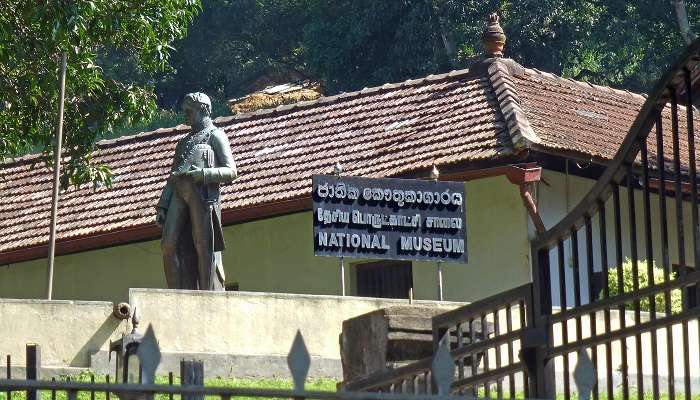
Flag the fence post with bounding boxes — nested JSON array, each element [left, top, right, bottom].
[[26, 344, 41, 400], [526, 247, 555, 399], [180, 360, 204, 400], [6, 354, 11, 400]]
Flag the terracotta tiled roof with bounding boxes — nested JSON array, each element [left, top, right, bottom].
[[1, 58, 696, 261], [513, 66, 647, 161], [512, 62, 700, 173], [0, 68, 513, 259]]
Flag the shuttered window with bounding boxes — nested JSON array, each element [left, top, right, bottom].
[[356, 261, 413, 299]]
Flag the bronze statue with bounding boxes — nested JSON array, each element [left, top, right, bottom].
[[156, 92, 237, 290]]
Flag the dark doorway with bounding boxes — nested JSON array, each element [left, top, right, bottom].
[[356, 261, 413, 299]]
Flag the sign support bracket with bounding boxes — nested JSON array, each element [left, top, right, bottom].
[[333, 162, 346, 297], [437, 261, 444, 301], [340, 256, 346, 296], [431, 165, 445, 301]]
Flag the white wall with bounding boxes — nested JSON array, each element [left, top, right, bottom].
[[0, 284, 695, 383], [130, 288, 459, 359], [538, 169, 700, 306], [0, 298, 127, 368], [0, 290, 463, 377]]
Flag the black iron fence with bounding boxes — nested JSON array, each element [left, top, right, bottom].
[[3, 345, 214, 400], [342, 284, 533, 397], [431, 284, 531, 397], [0, 333, 467, 400], [527, 38, 700, 400], [0, 379, 475, 400]]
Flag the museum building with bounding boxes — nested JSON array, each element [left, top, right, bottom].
[[1, 27, 698, 305]]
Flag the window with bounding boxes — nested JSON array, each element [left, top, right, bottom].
[[356, 261, 413, 299]]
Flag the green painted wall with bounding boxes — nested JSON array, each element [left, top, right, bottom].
[[0, 241, 164, 302], [224, 211, 341, 295], [410, 175, 531, 301], [0, 175, 531, 303]]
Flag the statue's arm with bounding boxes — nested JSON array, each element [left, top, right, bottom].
[[157, 179, 174, 210], [155, 178, 173, 226], [203, 129, 238, 184]]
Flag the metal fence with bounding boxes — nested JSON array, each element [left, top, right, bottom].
[[0, 328, 474, 400], [528, 38, 700, 400], [0, 380, 476, 400], [342, 284, 534, 397]]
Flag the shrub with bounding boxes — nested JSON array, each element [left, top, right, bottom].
[[606, 258, 682, 314]]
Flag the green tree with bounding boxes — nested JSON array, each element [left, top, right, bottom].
[[302, 0, 454, 93], [23, 0, 700, 151], [606, 258, 683, 314], [153, 0, 310, 105], [0, 0, 201, 187], [433, 0, 693, 92], [139, 0, 700, 109]]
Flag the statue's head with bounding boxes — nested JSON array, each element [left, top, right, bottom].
[[182, 92, 212, 126]]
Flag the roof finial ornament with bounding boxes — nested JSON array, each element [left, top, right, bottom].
[[430, 164, 440, 181], [333, 162, 343, 176], [481, 13, 506, 58]]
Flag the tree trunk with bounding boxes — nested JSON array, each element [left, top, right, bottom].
[[674, 0, 697, 45], [431, 0, 457, 67]]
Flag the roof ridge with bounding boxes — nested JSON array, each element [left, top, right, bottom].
[[1, 152, 44, 168], [215, 68, 473, 125], [99, 125, 188, 146], [2, 68, 479, 169], [486, 58, 540, 151], [4, 59, 650, 171]]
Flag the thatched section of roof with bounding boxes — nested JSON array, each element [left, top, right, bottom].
[[228, 81, 322, 115]]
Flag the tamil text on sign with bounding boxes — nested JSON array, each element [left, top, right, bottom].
[[312, 175, 467, 263]]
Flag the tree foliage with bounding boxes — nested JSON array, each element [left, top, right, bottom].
[[302, 1, 454, 93], [148, 0, 699, 101], [3, 0, 700, 186], [0, 0, 200, 187], [607, 258, 682, 314]]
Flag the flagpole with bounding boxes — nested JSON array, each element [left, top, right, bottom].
[[46, 52, 67, 300]]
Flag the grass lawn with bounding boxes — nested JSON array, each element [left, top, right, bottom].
[[0, 373, 338, 400], [4, 375, 700, 400]]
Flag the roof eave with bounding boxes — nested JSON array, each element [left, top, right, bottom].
[[0, 156, 528, 265], [0, 196, 312, 266]]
